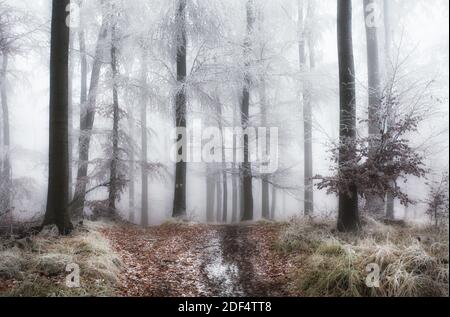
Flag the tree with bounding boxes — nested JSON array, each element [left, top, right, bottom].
[[43, 0, 73, 234], [108, 19, 120, 213], [172, 0, 187, 218], [259, 78, 270, 219], [241, 0, 255, 221], [218, 101, 228, 223], [140, 49, 149, 227], [363, 0, 384, 215], [298, 0, 315, 216], [383, 0, 395, 219], [256, 5, 270, 220], [425, 172, 449, 228], [231, 102, 239, 223], [336, 0, 359, 232], [71, 9, 109, 218]]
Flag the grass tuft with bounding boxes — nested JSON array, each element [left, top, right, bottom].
[[280, 216, 449, 297]]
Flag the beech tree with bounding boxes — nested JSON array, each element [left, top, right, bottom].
[[240, 0, 255, 221], [298, 0, 315, 216], [172, 0, 187, 218], [108, 17, 121, 213], [42, 0, 73, 234], [71, 6, 110, 218], [363, 0, 384, 215], [336, 0, 359, 232]]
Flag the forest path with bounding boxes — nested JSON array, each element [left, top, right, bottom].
[[101, 222, 294, 297]]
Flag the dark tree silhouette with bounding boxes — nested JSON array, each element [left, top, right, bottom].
[[240, 0, 255, 221], [43, 0, 73, 234], [337, 0, 359, 232], [172, 0, 187, 218]]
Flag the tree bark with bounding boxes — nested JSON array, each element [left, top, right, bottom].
[[364, 0, 384, 215], [206, 166, 216, 223], [140, 50, 149, 227], [299, 0, 314, 216], [71, 16, 109, 218], [231, 103, 239, 223], [68, 35, 74, 200], [270, 184, 276, 219], [260, 79, 270, 219], [384, 0, 395, 219], [43, 0, 73, 234], [108, 22, 120, 213], [218, 105, 228, 223], [172, 0, 187, 218], [337, 0, 359, 232], [241, 0, 255, 221], [216, 172, 222, 222]]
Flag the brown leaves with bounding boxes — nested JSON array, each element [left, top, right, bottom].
[[101, 223, 296, 297]]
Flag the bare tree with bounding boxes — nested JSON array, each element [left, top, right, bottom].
[[298, 0, 315, 216], [140, 48, 149, 226], [71, 9, 109, 218], [241, 0, 255, 221], [108, 18, 120, 213], [172, 0, 187, 218]]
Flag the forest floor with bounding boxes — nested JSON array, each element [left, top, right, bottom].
[[1, 217, 448, 297], [101, 222, 297, 297]]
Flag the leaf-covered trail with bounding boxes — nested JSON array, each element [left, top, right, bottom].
[[101, 223, 295, 297]]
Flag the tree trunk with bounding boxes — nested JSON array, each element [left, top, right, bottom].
[[172, 0, 187, 218], [216, 172, 222, 222], [260, 79, 270, 219], [0, 52, 11, 214], [71, 17, 109, 218], [206, 166, 216, 223], [68, 35, 74, 200], [231, 103, 239, 223], [108, 23, 120, 213], [384, 0, 395, 219], [76, 15, 87, 206], [270, 184, 276, 219], [219, 108, 228, 223], [299, 0, 314, 216], [43, 0, 73, 235], [364, 0, 384, 215], [140, 52, 149, 226], [241, 0, 255, 222], [128, 108, 135, 223], [337, 0, 359, 232]]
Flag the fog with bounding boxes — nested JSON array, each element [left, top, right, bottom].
[[1, 0, 448, 226]]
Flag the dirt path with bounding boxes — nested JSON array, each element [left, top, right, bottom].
[[101, 223, 294, 297]]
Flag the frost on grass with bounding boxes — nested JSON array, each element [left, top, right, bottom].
[[0, 221, 122, 297], [279, 216, 449, 297]]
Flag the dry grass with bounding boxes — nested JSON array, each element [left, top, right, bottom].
[[278, 216, 449, 297], [0, 221, 122, 297]]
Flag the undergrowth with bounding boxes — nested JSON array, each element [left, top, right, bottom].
[[277, 216, 449, 297], [0, 221, 122, 297]]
